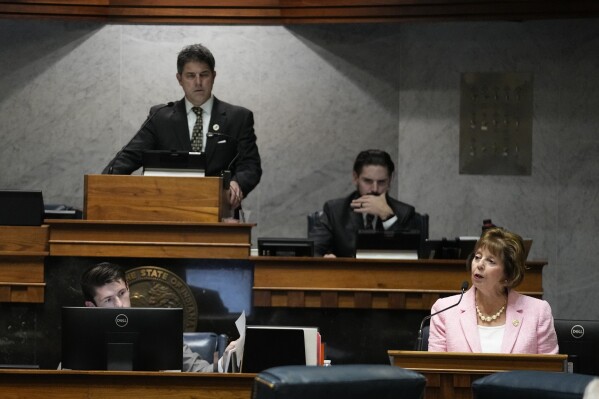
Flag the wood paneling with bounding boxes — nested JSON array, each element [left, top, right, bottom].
[[0, 369, 255, 399], [48, 219, 252, 258], [0, 1, 598, 24], [0, 226, 48, 303], [85, 175, 229, 223], [0, 221, 547, 306], [389, 351, 568, 399], [252, 256, 547, 309]]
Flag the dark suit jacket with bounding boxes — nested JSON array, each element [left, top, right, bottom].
[[310, 191, 418, 257], [103, 97, 262, 196]]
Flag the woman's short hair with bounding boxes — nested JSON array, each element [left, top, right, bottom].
[[468, 227, 527, 288]]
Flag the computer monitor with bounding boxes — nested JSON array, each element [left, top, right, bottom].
[[61, 307, 183, 371], [554, 319, 599, 375], [0, 190, 44, 226], [421, 238, 477, 259], [241, 326, 308, 373], [355, 229, 421, 259], [257, 237, 314, 257], [142, 150, 206, 176], [422, 237, 533, 260]]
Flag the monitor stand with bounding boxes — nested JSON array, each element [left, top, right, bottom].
[[107, 342, 134, 371]]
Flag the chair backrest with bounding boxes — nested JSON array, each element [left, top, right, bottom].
[[472, 370, 595, 399], [415, 212, 429, 241], [252, 364, 426, 399], [183, 332, 228, 362], [414, 212, 429, 258], [306, 211, 323, 236]]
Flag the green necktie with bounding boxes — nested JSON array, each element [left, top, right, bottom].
[[191, 107, 203, 152]]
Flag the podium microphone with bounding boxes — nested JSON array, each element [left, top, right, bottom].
[[105, 102, 175, 174], [416, 281, 468, 351], [206, 132, 240, 171], [206, 132, 240, 189]]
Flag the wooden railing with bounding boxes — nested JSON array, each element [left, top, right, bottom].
[[1, 1, 598, 24]]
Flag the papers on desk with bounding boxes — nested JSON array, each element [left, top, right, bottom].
[[355, 249, 419, 260], [142, 169, 205, 177]]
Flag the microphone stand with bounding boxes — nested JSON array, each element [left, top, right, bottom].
[[416, 281, 469, 351], [105, 102, 174, 174], [206, 132, 240, 189]]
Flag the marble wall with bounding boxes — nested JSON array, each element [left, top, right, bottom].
[[0, 18, 598, 323]]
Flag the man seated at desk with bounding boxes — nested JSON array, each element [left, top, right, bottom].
[[310, 149, 419, 258], [80, 262, 237, 372]]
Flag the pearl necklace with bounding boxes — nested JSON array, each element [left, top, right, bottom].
[[476, 303, 506, 322]]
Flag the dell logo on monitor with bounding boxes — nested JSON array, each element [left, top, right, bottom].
[[115, 314, 129, 327], [570, 324, 585, 339]]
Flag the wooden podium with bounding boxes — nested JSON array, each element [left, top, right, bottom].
[[46, 174, 251, 260], [84, 174, 231, 222], [388, 350, 568, 399]]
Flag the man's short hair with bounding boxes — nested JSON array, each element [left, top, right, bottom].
[[81, 262, 127, 304], [177, 43, 216, 74], [353, 149, 395, 176]]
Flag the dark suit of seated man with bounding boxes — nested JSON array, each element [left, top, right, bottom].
[[310, 149, 418, 258], [102, 43, 261, 210]]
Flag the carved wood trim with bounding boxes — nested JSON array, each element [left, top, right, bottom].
[[48, 220, 252, 259], [253, 288, 543, 309], [1, 1, 598, 24], [251, 256, 546, 309]]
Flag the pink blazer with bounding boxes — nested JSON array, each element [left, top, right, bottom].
[[428, 288, 559, 354]]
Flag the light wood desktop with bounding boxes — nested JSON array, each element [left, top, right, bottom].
[[84, 174, 230, 223]]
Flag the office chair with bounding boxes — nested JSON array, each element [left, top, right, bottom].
[[306, 210, 323, 236], [252, 364, 426, 399], [183, 332, 228, 362], [472, 370, 595, 399]]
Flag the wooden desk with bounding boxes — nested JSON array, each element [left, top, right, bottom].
[[48, 219, 253, 259], [0, 220, 252, 303], [388, 350, 568, 399], [0, 225, 48, 303], [1, 221, 547, 310], [253, 257, 546, 310], [0, 369, 255, 399]]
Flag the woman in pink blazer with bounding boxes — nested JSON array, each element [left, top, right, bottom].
[[428, 228, 559, 354]]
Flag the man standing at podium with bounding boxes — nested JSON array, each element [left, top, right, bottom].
[[102, 43, 262, 210], [310, 149, 418, 257]]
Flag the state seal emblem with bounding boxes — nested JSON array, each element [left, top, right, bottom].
[[126, 266, 198, 331]]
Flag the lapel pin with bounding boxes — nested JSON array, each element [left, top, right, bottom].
[[213, 124, 220, 131], [512, 319, 520, 327]]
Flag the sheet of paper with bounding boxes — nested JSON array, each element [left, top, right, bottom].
[[223, 311, 245, 372]]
